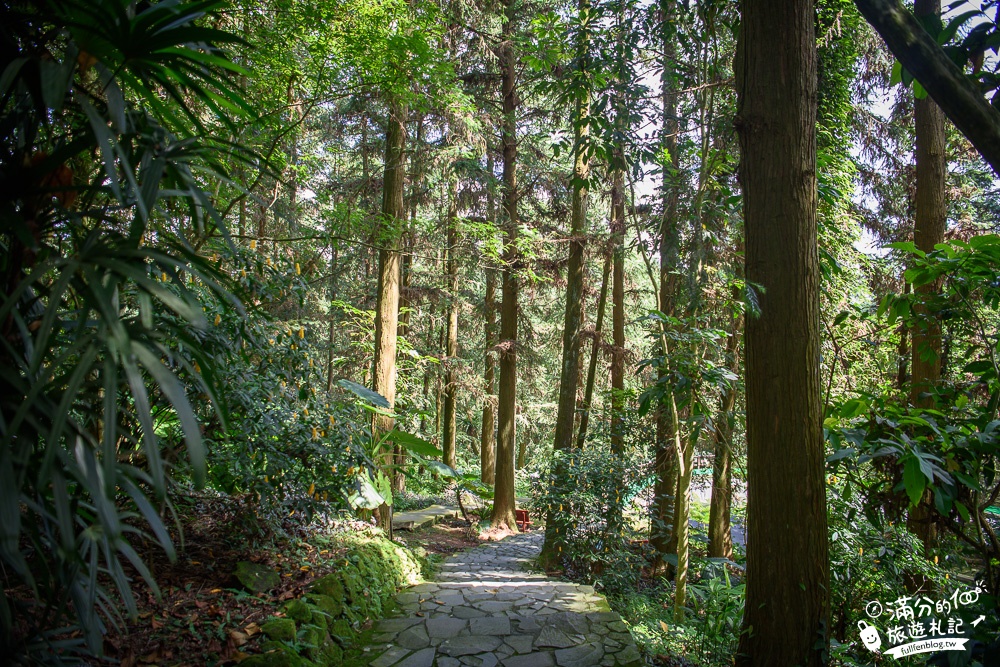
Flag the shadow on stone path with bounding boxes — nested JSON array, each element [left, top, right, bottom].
[[361, 532, 642, 667]]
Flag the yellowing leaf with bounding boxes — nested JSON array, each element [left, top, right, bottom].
[[659, 620, 669, 632], [214, 313, 221, 326], [249, 239, 257, 250], [308, 483, 315, 495], [295, 262, 301, 275]]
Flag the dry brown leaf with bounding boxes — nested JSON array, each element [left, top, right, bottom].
[[244, 622, 261, 636], [229, 630, 250, 646]]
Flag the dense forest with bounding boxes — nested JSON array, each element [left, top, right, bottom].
[[2, 0, 1000, 665]]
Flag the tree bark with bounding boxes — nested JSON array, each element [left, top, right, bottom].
[[372, 97, 408, 537], [734, 0, 829, 663], [443, 176, 460, 470], [481, 155, 498, 486], [576, 250, 611, 449], [909, 0, 947, 411], [326, 242, 339, 393], [708, 317, 740, 560], [542, 0, 592, 566], [673, 424, 696, 622], [650, 0, 682, 573], [492, 0, 520, 532], [610, 171, 626, 456], [906, 0, 947, 562], [853, 0, 1000, 175]]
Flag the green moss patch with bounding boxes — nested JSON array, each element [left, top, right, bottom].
[[247, 533, 422, 666]]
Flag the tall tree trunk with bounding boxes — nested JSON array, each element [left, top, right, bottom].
[[735, 0, 829, 663], [481, 154, 498, 485], [326, 241, 340, 393], [287, 76, 302, 231], [443, 176, 460, 470], [541, 0, 592, 566], [492, 0, 520, 531], [907, 0, 947, 562], [673, 424, 697, 622], [650, 0, 682, 572], [708, 315, 740, 560], [392, 116, 423, 494], [605, 167, 626, 543], [372, 97, 408, 537], [577, 250, 612, 449], [610, 171, 626, 456], [910, 0, 946, 411], [897, 282, 910, 390]]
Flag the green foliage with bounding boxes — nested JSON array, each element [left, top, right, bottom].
[[0, 0, 251, 660], [826, 485, 947, 641], [250, 530, 422, 667], [617, 565, 744, 667], [536, 423, 652, 594]]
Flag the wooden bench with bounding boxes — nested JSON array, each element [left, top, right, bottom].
[[515, 508, 532, 531]]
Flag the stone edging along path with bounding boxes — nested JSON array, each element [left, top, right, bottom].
[[360, 532, 643, 667]]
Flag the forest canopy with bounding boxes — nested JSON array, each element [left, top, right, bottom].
[[1, 0, 1000, 665]]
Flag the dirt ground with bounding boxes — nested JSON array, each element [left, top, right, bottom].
[[82, 505, 483, 666]]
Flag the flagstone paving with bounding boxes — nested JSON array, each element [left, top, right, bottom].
[[361, 532, 643, 667]]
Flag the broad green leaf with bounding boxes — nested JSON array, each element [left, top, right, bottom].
[[902, 455, 927, 507], [424, 461, 459, 478], [338, 379, 391, 408], [826, 448, 856, 463], [374, 471, 393, 507], [386, 430, 443, 457], [347, 470, 385, 510]]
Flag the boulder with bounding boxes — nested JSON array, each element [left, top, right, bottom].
[[235, 561, 280, 593]]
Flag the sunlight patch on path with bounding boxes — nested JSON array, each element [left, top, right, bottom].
[[361, 532, 642, 667]]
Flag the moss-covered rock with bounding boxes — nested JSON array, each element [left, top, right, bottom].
[[328, 618, 354, 646], [300, 625, 326, 649], [248, 533, 422, 666], [311, 575, 345, 602], [235, 561, 281, 593], [309, 640, 343, 665], [240, 648, 308, 667], [283, 598, 313, 623], [262, 617, 297, 642], [309, 609, 329, 631]]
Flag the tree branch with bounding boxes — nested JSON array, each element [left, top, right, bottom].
[[854, 0, 1000, 175]]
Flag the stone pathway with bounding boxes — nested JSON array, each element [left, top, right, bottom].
[[393, 504, 461, 532], [361, 533, 642, 667]]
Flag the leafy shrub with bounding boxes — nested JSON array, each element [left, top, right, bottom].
[[615, 565, 744, 667], [0, 0, 250, 660], [535, 427, 651, 594]]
